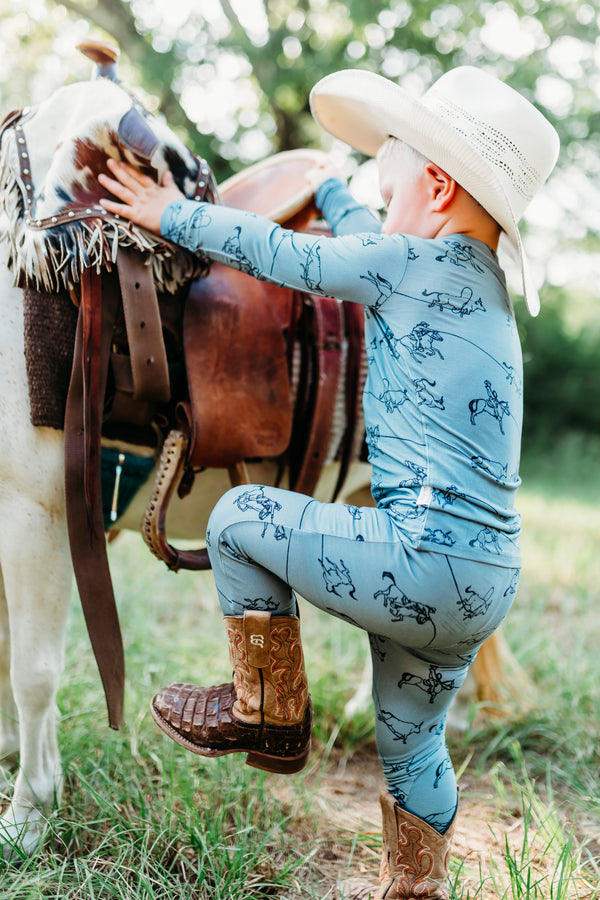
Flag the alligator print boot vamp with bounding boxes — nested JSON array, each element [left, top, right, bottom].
[[150, 610, 312, 774]]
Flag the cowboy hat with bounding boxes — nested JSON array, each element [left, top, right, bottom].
[[309, 66, 560, 315]]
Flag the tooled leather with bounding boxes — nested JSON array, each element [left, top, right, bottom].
[[270, 622, 309, 721], [226, 622, 261, 718], [394, 821, 440, 898], [152, 681, 312, 756], [377, 791, 453, 900], [226, 615, 309, 724]]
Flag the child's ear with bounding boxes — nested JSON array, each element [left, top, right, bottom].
[[425, 162, 456, 211]]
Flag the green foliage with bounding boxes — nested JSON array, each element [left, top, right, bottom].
[[4, 0, 600, 437], [3, 0, 598, 170], [518, 288, 600, 445]]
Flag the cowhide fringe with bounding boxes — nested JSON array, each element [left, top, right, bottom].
[[0, 139, 208, 295]]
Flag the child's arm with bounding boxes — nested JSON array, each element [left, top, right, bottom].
[[315, 178, 382, 237], [100, 160, 407, 308]]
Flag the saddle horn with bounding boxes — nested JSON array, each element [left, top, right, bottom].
[[77, 40, 121, 82]]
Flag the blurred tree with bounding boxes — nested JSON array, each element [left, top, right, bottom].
[[2, 0, 600, 444], [4, 0, 598, 179]]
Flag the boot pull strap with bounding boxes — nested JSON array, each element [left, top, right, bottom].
[[244, 611, 271, 667]]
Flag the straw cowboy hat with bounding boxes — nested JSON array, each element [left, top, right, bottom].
[[310, 66, 560, 315]]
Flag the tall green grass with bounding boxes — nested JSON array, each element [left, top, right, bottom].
[[449, 433, 600, 898], [0, 433, 598, 897]]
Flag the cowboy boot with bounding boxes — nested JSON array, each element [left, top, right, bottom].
[[346, 791, 456, 899], [150, 610, 312, 774]]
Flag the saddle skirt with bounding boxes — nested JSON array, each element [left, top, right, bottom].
[[0, 77, 213, 294]]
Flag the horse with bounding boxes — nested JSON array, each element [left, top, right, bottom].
[[0, 44, 522, 860]]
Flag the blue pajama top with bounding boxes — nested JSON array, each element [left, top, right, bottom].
[[161, 178, 523, 568]]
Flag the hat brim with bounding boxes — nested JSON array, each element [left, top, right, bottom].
[[310, 69, 540, 315]]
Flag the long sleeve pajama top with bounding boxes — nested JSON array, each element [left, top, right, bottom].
[[161, 178, 523, 569]]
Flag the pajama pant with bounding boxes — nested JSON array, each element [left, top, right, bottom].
[[206, 484, 519, 834]]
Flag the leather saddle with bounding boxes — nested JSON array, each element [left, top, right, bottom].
[[177, 148, 331, 470]]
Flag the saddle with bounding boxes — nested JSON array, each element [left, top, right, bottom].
[[141, 152, 365, 572], [0, 43, 365, 729], [174, 147, 331, 471]]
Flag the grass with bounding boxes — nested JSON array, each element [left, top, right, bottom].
[[1, 432, 599, 897], [447, 432, 600, 898]]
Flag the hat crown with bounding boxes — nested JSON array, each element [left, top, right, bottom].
[[423, 67, 559, 219], [309, 65, 560, 314]]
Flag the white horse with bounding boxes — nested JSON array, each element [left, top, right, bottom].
[[0, 57, 522, 860], [0, 241, 72, 857]]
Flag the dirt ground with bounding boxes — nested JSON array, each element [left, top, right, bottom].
[[276, 743, 599, 900]]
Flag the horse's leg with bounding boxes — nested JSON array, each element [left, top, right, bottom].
[[0, 569, 19, 791], [0, 259, 73, 857], [0, 484, 72, 859]]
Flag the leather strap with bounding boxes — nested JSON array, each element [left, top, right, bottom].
[[64, 267, 124, 729], [141, 430, 212, 572], [141, 429, 252, 573], [332, 300, 365, 501], [64, 249, 174, 728], [116, 248, 170, 403], [289, 295, 344, 497], [244, 610, 271, 668], [0, 107, 28, 140], [287, 293, 312, 489]]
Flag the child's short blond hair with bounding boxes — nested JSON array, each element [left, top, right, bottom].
[[376, 137, 427, 173], [378, 137, 500, 230]]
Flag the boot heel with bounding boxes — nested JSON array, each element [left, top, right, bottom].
[[245, 743, 311, 775]]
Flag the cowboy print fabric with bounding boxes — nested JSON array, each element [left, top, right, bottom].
[[161, 176, 522, 568], [204, 481, 518, 832], [161, 178, 524, 831]]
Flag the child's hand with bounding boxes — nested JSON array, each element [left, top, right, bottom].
[[98, 158, 184, 233], [305, 158, 344, 192]]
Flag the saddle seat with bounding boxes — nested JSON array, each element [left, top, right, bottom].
[[179, 148, 330, 470]]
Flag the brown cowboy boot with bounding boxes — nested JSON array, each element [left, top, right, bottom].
[[345, 791, 456, 899], [150, 610, 312, 774]]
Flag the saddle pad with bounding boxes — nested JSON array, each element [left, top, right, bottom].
[[182, 264, 292, 468], [23, 286, 78, 428]]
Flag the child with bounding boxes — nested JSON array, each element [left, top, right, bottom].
[[99, 65, 559, 899]]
